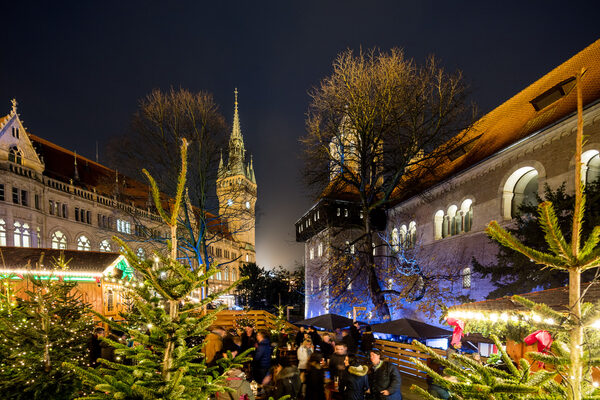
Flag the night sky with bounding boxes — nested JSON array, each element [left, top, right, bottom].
[[2, 1, 599, 269]]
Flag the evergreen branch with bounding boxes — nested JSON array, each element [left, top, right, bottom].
[[169, 139, 189, 227], [580, 226, 600, 259], [486, 221, 566, 269], [538, 201, 575, 262], [142, 168, 170, 224]]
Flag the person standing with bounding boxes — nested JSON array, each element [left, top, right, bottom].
[[368, 349, 402, 400], [342, 329, 358, 354], [360, 326, 375, 354], [340, 355, 369, 400], [203, 326, 225, 366], [304, 353, 326, 400], [320, 333, 335, 361], [297, 338, 313, 372], [328, 343, 348, 380], [295, 326, 306, 348], [273, 358, 301, 400], [350, 321, 362, 347], [215, 368, 255, 400], [241, 324, 257, 353], [252, 331, 272, 384]]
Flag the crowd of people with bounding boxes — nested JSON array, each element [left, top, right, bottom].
[[88, 321, 403, 400]]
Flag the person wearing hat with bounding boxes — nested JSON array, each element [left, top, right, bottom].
[[367, 349, 402, 400]]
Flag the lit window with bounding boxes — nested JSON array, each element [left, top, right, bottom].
[[8, 146, 22, 165], [317, 243, 323, 257], [224, 267, 229, 281], [13, 221, 30, 247], [582, 150, 600, 185], [245, 201, 250, 209], [391, 228, 400, 252], [503, 167, 539, 219], [344, 208, 349, 217], [408, 221, 417, 248], [337, 208, 340, 216], [117, 219, 131, 234], [309, 248, 314, 260], [51, 231, 67, 249], [462, 267, 472, 289], [137, 248, 146, 260], [227, 199, 233, 206], [12, 126, 19, 138], [100, 240, 111, 252], [106, 289, 114, 312], [245, 254, 249, 262], [77, 235, 91, 251], [0, 219, 6, 246]]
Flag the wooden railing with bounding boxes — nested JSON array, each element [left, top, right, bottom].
[[213, 310, 298, 332]]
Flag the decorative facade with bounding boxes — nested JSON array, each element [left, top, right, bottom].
[[0, 90, 256, 308], [296, 39, 600, 322]]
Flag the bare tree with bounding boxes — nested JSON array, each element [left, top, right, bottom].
[[107, 88, 254, 288], [302, 48, 476, 319]]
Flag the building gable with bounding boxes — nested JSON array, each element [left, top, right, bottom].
[[0, 101, 44, 173]]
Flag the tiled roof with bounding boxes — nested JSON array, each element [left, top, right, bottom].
[[393, 38, 600, 201], [449, 282, 600, 314], [0, 246, 121, 273]]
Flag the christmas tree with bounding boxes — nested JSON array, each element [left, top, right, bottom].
[[411, 71, 600, 399], [0, 255, 95, 400], [65, 139, 250, 399]]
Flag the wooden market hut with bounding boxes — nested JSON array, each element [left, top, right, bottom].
[[0, 246, 137, 319]]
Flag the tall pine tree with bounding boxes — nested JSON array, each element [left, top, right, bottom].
[[65, 139, 249, 399]]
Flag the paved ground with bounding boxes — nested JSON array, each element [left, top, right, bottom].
[[400, 373, 428, 400]]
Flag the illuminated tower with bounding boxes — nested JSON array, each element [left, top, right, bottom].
[[216, 89, 257, 251]]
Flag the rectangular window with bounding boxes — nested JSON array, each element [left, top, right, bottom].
[[62, 204, 67, 219], [12, 187, 19, 204], [49, 200, 54, 215], [0, 184, 4, 201], [87, 211, 91, 224], [21, 190, 28, 207], [34, 194, 40, 210], [75, 208, 80, 221]]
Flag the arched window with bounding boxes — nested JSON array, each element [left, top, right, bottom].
[[13, 221, 30, 247], [447, 205, 458, 236], [391, 228, 400, 252], [434, 210, 444, 240], [0, 219, 6, 246], [215, 269, 222, 280], [399, 225, 407, 246], [462, 267, 472, 289], [582, 150, 600, 185], [77, 235, 91, 251], [8, 146, 23, 165], [99, 239, 111, 252], [408, 221, 417, 248], [309, 248, 314, 260], [317, 242, 323, 257], [460, 199, 473, 233], [51, 231, 67, 249], [502, 167, 539, 219], [136, 248, 146, 260]]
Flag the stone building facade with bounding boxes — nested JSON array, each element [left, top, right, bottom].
[[0, 91, 256, 307], [297, 39, 600, 322]]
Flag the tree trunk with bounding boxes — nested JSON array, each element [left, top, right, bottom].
[[364, 213, 391, 320], [162, 224, 179, 381], [568, 269, 582, 400]]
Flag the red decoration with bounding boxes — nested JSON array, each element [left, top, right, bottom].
[[524, 330, 553, 368], [446, 317, 464, 347]]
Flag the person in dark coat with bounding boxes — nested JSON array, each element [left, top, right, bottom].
[[340, 355, 369, 400], [329, 343, 348, 380], [308, 326, 322, 347], [350, 321, 362, 346], [273, 358, 301, 400], [88, 327, 105, 367], [342, 329, 358, 354], [360, 326, 375, 354], [252, 331, 272, 384], [221, 329, 240, 358], [320, 333, 334, 361], [368, 349, 402, 400], [295, 326, 306, 348], [241, 325, 257, 353], [304, 352, 326, 400]]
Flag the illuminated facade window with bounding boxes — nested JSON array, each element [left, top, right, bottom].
[[317, 243, 323, 257], [0, 219, 6, 246], [309, 248, 314, 260], [117, 219, 131, 234], [8, 146, 22, 165], [502, 167, 539, 219], [100, 239, 111, 252], [77, 235, 91, 251], [13, 221, 30, 247], [51, 231, 67, 249], [462, 267, 472, 289], [137, 248, 146, 260]]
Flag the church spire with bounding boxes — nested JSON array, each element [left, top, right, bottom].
[[227, 88, 246, 175], [73, 151, 79, 181]]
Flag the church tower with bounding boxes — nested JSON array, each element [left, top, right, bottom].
[[216, 89, 257, 252]]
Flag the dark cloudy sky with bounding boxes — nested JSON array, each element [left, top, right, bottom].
[[2, 1, 599, 268]]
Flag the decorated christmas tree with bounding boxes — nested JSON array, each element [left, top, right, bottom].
[[411, 71, 600, 399], [0, 255, 95, 400], [65, 139, 249, 399]]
